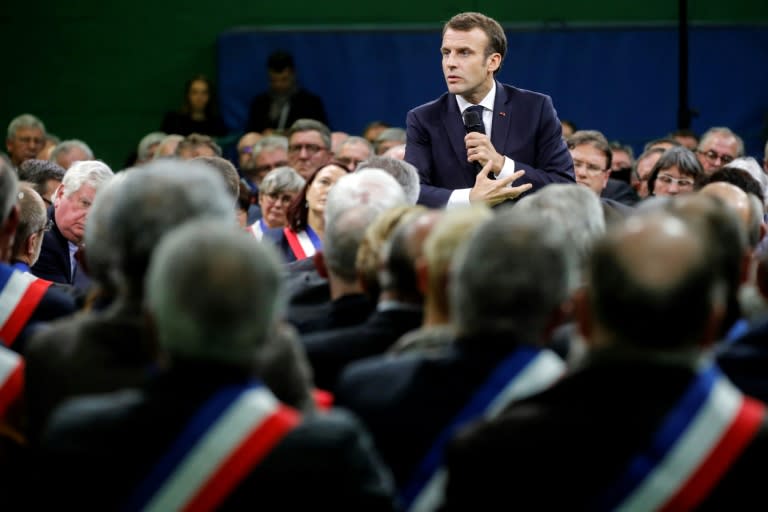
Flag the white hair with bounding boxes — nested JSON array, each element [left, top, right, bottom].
[[324, 168, 407, 226], [60, 160, 114, 197]]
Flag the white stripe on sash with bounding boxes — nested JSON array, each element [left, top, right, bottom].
[[0, 346, 20, 388], [295, 230, 317, 258], [409, 350, 565, 512], [616, 377, 742, 512], [0, 272, 35, 330], [143, 387, 279, 512], [249, 222, 264, 240]]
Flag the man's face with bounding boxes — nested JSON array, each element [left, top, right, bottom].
[[6, 127, 45, 166], [54, 184, 96, 244], [55, 147, 91, 170], [288, 130, 331, 179], [336, 141, 372, 171], [269, 68, 295, 95], [570, 143, 610, 195], [251, 148, 289, 185], [237, 132, 263, 168], [633, 152, 662, 198], [697, 133, 739, 174], [441, 28, 500, 103], [611, 150, 632, 171]]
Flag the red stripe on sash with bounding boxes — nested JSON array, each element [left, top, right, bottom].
[[660, 397, 766, 512], [1, 278, 51, 347], [283, 228, 307, 260], [312, 388, 334, 410], [183, 405, 301, 512], [0, 358, 24, 419]]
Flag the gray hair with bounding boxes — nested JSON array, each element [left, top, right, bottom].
[[252, 135, 289, 159], [287, 119, 331, 150], [84, 173, 128, 288], [13, 183, 47, 261], [146, 219, 284, 365], [0, 160, 19, 223], [49, 139, 94, 164], [7, 114, 46, 140], [325, 168, 407, 226], [60, 161, 114, 198], [324, 205, 380, 282], [375, 127, 406, 145], [450, 210, 576, 341], [260, 166, 305, 195], [137, 131, 167, 162], [699, 126, 745, 157], [338, 136, 374, 155], [514, 183, 605, 274], [648, 146, 704, 195], [193, 156, 240, 201], [356, 156, 420, 205], [101, 160, 235, 292], [153, 134, 185, 159]]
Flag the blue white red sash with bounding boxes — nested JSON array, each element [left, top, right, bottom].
[[125, 382, 300, 512], [0, 346, 23, 420], [249, 219, 268, 241], [402, 346, 565, 511], [595, 365, 765, 511], [0, 265, 51, 347], [283, 225, 321, 260]]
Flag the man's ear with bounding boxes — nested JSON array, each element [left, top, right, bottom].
[[487, 53, 502, 74], [314, 251, 328, 278], [24, 231, 39, 259]]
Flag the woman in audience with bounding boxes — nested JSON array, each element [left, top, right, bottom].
[[265, 161, 349, 262], [248, 166, 305, 238], [647, 146, 704, 197], [160, 75, 227, 136]]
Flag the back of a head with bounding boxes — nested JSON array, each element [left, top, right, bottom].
[[60, 160, 114, 197], [0, 159, 19, 222], [450, 209, 576, 342], [50, 139, 94, 165], [19, 159, 66, 185], [699, 126, 745, 157], [356, 157, 420, 205], [718, 157, 767, 202], [193, 156, 240, 202], [325, 168, 407, 225], [146, 219, 284, 366], [324, 205, 380, 283], [105, 160, 235, 289], [514, 183, 605, 273], [13, 183, 47, 261], [137, 132, 167, 161], [589, 212, 725, 349]]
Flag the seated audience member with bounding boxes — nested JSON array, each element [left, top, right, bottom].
[[631, 147, 665, 199], [390, 205, 493, 356], [11, 184, 49, 273], [364, 121, 390, 144], [249, 166, 305, 240], [670, 128, 699, 150], [644, 136, 681, 153], [336, 136, 373, 171], [706, 166, 765, 204], [375, 128, 406, 156], [38, 220, 394, 510], [5, 114, 46, 169], [286, 119, 333, 179], [192, 156, 240, 206], [337, 210, 573, 509], [49, 140, 94, 170], [715, 157, 768, 205], [0, 161, 76, 353], [18, 159, 65, 206], [241, 135, 289, 190], [31, 160, 113, 295], [174, 133, 222, 159], [152, 134, 184, 159], [696, 126, 743, 175], [246, 50, 329, 133], [264, 161, 348, 262], [134, 131, 167, 165], [357, 156, 421, 205], [36, 133, 60, 161], [236, 131, 263, 170], [383, 143, 406, 161], [442, 209, 768, 511], [647, 146, 704, 197], [161, 74, 227, 137], [331, 131, 349, 153]]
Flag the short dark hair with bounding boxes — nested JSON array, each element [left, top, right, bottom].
[[566, 130, 612, 171], [444, 12, 507, 73], [706, 166, 765, 203], [267, 50, 295, 72]]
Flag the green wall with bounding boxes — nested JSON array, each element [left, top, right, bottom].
[[2, 1, 766, 169]]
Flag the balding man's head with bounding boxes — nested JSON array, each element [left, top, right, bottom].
[[699, 182, 750, 230]]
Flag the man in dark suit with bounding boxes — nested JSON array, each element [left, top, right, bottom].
[[38, 219, 394, 510], [405, 12, 574, 208], [246, 50, 328, 134], [442, 208, 768, 510]]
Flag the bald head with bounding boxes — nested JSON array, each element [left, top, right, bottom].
[[699, 181, 750, 229]]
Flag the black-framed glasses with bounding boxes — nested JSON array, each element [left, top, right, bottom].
[[697, 149, 735, 165], [288, 143, 326, 155]]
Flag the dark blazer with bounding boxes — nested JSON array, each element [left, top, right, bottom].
[[718, 319, 768, 403], [441, 357, 768, 511], [31, 206, 71, 285], [160, 111, 228, 137], [37, 364, 395, 510], [302, 307, 422, 391], [405, 81, 575, 207], [246, 88, 328, 133]]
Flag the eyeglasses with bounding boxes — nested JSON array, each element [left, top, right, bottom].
[[263, 192, 295, 205], [288, 143, 326, 155], [572, 159, 607, 174], [697, 149, 735, 165], [657, 173, 695, 188], [15, 136, 44, 146]]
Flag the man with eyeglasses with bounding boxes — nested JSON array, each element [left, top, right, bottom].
[[696, 126, 744, 175], [335, 136, 373, 172], [242, 135, 289, 186], [286, 119, 332, 179], [5, 114, 46, 169]]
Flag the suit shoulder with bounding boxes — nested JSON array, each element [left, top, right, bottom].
[[408, 92, 452, 117], [501, 83, 553, 104]]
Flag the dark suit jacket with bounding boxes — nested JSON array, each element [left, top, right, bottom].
[[405, 81, 575, 207], [246, 88, 328, 133], [718, 319, 768, 403], [441, 355, 768, 511], [30, 206, 71, 285], [302, 307, 422, 391], [37, 364, 395, 510]]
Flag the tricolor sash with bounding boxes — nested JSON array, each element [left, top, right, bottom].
[[595, 365, 765, 511], [283, 225, 321, 260], [125, 382, 300, 512], [402, 346, 565, 511], [0, 346, 23, 420], [248, 219, 267, 241], [0, 265, 51, 347]]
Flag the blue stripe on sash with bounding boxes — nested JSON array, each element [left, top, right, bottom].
[[400, 346, 539, 507], [0, 265, 14, 289], [594, 365, 718, 511], [123, 381, 262, 511], [304, 225, 322, 250]]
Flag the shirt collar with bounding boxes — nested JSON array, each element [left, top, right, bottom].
[[455, 80, 496, 114]]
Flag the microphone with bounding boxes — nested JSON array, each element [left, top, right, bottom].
[[462, 108, 491, 177]]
